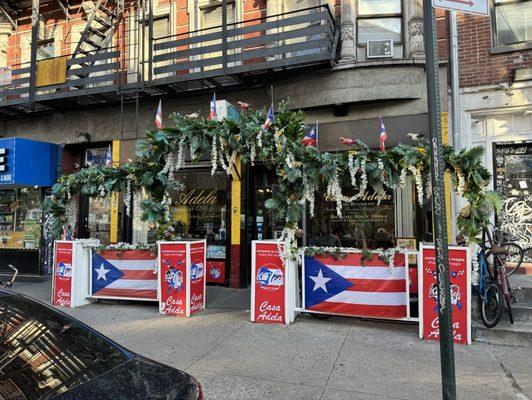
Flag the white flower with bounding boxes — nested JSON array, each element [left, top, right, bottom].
[[211, 134, 218, 176], [409, 165, 424, 205], [175, 136, 186, 171]]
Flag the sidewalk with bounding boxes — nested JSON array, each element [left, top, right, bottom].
[[14, 281, 531, 400]]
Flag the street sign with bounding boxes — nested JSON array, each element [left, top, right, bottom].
[[432, 0, 489, 15]]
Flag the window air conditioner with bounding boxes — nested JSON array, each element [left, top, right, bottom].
[[367, 40, 394, 59]]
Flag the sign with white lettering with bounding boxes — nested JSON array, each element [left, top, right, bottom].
[[52, 241, 74, 307], [432, 0, 489, 16], [251, 241, 286, 324], [419, 244, 471, 345], [158, 240, 206, 317]]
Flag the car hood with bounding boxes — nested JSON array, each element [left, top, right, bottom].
[[50, 357, 197, 400]]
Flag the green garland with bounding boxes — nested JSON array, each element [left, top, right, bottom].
[[45, 100, 500, 250]]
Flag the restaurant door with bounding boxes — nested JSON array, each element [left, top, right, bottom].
[[243, 166, 281, 286]]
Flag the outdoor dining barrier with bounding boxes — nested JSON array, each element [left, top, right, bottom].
[[89, 246, 158, 301], [158, 240, 207, 317], [52, 239, 98, 308], [251, 240, 297, 325], [419, 243, 471, 345], [296, 249, 419, 322]]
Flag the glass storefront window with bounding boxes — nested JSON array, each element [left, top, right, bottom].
[[168, 170, 228, 259], [132, 169, 228, 259], [306, 187, 396, 249], [0, 188, 42, 249]]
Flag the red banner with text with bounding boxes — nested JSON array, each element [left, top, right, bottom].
[[420, 246, 470, 344], [252, 242, 285, 324], [189, 242, 206, 315], [159, 242, 188, 317], [52, 241, 74, 307]]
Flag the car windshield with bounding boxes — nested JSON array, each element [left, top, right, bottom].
[[0, 293, 130, 399]]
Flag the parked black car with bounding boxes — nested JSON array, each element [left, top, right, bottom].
[[0, 288, 203, 400]]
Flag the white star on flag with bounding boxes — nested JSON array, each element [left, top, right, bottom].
[[96, 263, 110, 281], [310, 269, 331, 293]]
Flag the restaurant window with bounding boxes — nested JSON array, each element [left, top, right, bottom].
[[357, 0, 403, 44], [132, 169, 228, 260], [493, 0, 532, 47], [143, 15, 170, 79], [306, 186, 396, 249], [0, 188, 42, 249]]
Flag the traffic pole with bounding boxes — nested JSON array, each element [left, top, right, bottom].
[[422, 1, 457, 399]]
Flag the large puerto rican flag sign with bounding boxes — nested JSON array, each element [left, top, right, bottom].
[[304, 253, 408, 319], [91, 250, 158, 301]]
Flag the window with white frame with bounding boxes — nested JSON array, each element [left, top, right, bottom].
[[493, 0, 532, 47], [357, 0, 403, 44]]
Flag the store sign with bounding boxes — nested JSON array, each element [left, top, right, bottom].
[[175, 189, 218, 206], [251, 241, 286, 324], [207, 260, 225, 284], [419, 244, 471, 345], [159, 242, 188, 317], [189, 242, 206, 314], [52, 241, 74, 307]]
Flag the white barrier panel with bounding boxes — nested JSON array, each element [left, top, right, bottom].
[[250, 240, 297, 325], [158, 240, 207, 317], [52, 239, 98, 308], [296, 249, 418, 322]]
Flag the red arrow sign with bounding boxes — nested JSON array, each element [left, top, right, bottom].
[[446, 0, 474, 6]]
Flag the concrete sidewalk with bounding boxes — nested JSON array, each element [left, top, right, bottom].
[[14, 281, 531, 400]]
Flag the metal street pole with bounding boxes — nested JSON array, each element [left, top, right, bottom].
[[422, 1, 457, 399]]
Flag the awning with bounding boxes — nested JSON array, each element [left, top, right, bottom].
[[0, 138, 59, 187]]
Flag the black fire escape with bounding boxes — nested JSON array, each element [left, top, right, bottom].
[[0, 0, 338, 121]]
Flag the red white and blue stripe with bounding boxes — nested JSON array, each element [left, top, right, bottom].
[[302, 122, 318, 147], [304, 253, 407, 319], [262, 105, 274, 130], [209, 93, 217, 120], [155, 99, 163, 129], [92, 250, 158, 300], [379, 116, 387, 152]]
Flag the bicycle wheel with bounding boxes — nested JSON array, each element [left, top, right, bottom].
[[500, 243, 524, 276], [479, 282, 504, 328]]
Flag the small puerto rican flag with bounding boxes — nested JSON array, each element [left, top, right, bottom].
[[302, 122, 318, 147], [262, 105, 274, 130], [379, 116, 387, 152], [209, 93, 217, 120], [155, 99, 163, 129]]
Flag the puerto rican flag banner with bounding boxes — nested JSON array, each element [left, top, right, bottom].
[[301, 122, 318, 147], [262, 105, 274, 130], [379, 116, 387, 151], [155, 99, 163, 129], [209, 93, 217, 120], [304, 253, 407, 319], [91, 250, 158, 301]]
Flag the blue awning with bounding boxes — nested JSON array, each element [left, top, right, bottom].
[[0, 138, 58, 187]]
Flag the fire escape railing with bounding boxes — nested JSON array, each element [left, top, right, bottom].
[[0, 3, 336, 115]]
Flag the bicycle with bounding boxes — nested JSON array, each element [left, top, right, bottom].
[[477, 227, 524, 328], [0, 265, 18, 289]]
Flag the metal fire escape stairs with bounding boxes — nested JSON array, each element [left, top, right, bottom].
[[70, 0, 123, 72]]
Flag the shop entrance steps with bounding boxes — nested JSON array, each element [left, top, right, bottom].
[[473, 275, 532, 347]]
